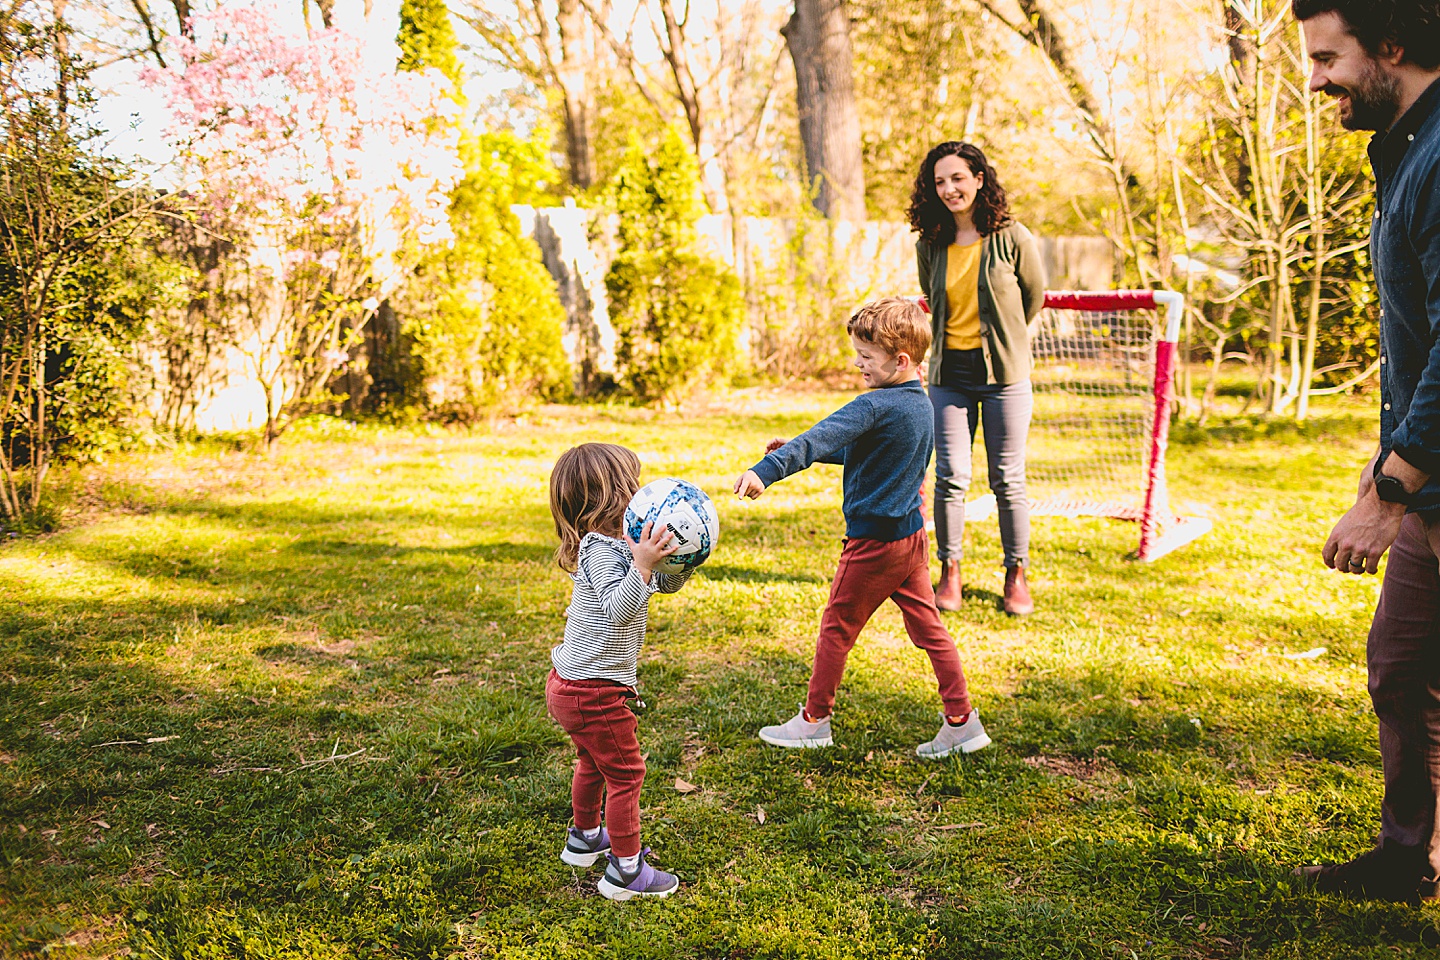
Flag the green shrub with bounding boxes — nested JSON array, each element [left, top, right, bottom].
[[604, 127, 743, 404], [395, 131, 571, 418]]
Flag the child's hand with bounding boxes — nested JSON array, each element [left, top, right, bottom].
[[764, 437, 788, 454], [627, 521, 678, 581], [734, 470, 766, 500]]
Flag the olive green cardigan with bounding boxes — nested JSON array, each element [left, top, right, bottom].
[[916, 221, 1047, 386]]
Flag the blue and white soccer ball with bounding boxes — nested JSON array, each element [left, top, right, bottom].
[[624, 478, 720, 574]]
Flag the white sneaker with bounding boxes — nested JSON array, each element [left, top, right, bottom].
[[915, 710, 991, 758], [758, 707, 833, 748]]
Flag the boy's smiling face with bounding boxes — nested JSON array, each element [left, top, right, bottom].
[[851, 334, 915, 388]]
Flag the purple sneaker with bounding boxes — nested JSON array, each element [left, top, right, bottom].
[[596, 848, 680, 901], [560, 826, 611, 867]]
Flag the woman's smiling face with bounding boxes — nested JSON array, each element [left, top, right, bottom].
[[934, 154, 982, 219]]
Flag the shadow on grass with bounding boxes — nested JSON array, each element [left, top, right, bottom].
[[698, 563, 827, 585]]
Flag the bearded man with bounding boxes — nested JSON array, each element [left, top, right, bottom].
[[1293, 0, 1440, 903]]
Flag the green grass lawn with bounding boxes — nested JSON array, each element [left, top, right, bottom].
[[2, 388, 1434, 959]]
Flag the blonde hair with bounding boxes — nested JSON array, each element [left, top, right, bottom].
[[549, 443, 643, 572], [846, 297, 932, 365]]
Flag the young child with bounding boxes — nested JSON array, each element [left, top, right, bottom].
[[734, 297, 991, 758], [546, 442, 691, 900]]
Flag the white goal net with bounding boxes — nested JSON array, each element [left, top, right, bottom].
[[925, 290, 1210, 561]]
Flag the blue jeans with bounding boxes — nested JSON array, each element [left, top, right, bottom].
[[929, 350, 1032, 567]]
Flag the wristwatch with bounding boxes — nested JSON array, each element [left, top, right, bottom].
[[1375, 471, 1416, 506]]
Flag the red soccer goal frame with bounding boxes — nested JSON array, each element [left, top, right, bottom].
[[918, 289, 1211, 562]]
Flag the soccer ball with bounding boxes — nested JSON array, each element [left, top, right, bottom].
[[624, 478, 720, 574]]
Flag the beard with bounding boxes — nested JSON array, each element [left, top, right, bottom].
[[1328, 58, 1402, 132]]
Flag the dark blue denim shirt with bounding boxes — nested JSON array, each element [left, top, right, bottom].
[[1371, 76, 1440, 514], [750, 379, 930, 541]]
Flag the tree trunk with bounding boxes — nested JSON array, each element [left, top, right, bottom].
[[52, 0, 69, 122], [1297, 75, 1324, 422], [782, 0, 866, 221], [1267, 249, 1291, 414], [29, 327, 46, 512], [657, 0, 728, 212], [1224, 1, 1255, 206], [169, 0, 191, 37], [556, 0, 596, 189]]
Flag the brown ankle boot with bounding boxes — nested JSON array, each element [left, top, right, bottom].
[[1003, 565, 1033, 616], [934, 560, 963, 611]]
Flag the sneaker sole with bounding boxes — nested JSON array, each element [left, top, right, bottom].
[[757, 730, 833, 748], [597, 876, 678, 901], [561, 847, 608, 867], [915, 732, 992, 759]]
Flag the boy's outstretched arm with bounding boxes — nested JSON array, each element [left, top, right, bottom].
[[734, 398, 875, 499]]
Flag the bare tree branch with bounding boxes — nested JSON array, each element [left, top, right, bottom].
[[128, 0, 166, 67]]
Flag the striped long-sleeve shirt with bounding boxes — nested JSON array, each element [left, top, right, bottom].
[[550, 532, 692, 687]]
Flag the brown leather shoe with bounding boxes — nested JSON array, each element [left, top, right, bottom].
[[934, 560, 963, 611], [1295, 845, 1428, 903], [1003, 565, 1033, 616]]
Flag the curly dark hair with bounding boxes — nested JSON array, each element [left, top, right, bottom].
[[1292, 0, 1440, 69], [906, 142, 1012, 246]]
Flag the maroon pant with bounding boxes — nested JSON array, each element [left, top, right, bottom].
[[545, 669, 645, 858], [1370, 513, 1440, 877], [806, 529, 973, 720]]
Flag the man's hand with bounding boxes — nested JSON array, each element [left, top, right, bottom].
[[1323, 492, 1405, 575], [627, 521, 677, 581], [764, 437, 788, 454], [734, 470, 766, 500]]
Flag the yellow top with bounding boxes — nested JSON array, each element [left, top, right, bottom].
[[944, 240, 984, 351]]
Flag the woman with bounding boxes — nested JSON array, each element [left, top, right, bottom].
[[909, 142, 1045, 616]]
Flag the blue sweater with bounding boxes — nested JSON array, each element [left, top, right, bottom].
[[750, 379, 931, 541]]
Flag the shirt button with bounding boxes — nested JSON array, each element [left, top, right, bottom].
[[1381, 355, 1388, 364], [1409, 134, 1416, 141], [1385, 403, 1392, 410]]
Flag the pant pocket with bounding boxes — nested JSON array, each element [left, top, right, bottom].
[[547, 692, 587, 734]]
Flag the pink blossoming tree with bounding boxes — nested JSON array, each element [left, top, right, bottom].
[[145, 1, 462, 443]]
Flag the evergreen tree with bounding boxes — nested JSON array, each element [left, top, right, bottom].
[[605, 127, 743, 404], [396, 0, 463, 91], [387, 0, 570, 416]]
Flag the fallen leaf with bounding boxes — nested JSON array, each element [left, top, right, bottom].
[[146, 823, 160, 838], [936, 822, 986, 830], [674, 777, 699, 794], [1214, 938, 1233, 946], [92, 819, 111, 830], [1284, 647, 1327, 660], [1126, 698, 1143, 707], [864, 750, 874, 762], [145, 736, 177, 744], [755, 806, 766, 825], [1197, 922, 1207, 932]]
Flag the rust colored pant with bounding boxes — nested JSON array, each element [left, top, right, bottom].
[[1370, 513, 1440, 877], [545, 669, 645, 858], [806, 529, 974, 720]]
